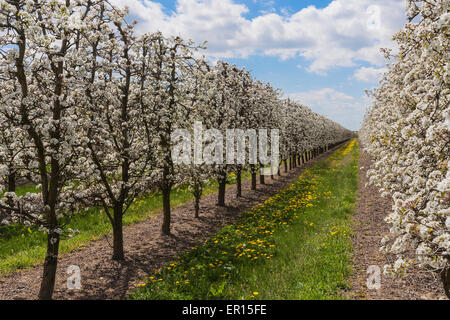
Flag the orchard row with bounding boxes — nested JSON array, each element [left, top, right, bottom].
[[360, 0, 449, 298]]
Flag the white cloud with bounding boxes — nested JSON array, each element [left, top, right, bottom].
[[113, 0, 406, 74], [287, 88, 369, 130], [353, 66, 387, 83]]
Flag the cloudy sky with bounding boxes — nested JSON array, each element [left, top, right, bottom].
[[111, 0, 407, 130]]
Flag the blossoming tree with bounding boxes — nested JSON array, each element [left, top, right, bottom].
[[360, 0, 449, 297]]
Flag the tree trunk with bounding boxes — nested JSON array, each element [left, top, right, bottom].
[[236, 170, 242, 198], [217, 172, 226, 206], [194, 195, 200, 218], [161, 185, 172, 235], [218, 182, 226, 206], [259, 166, 265, 185], [38, 234, 60, 300], [284, 160, 288, 173], [112, 205, 124, 260], [250, 165, 257, 190], [193, 183, 202, 218], [441, 266, 450, 299], [8, 172, 15, 192]]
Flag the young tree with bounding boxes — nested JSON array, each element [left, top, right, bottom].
[[232, 67, 255, 197], [141, 33, 206, 234], [0, 0, 102, 299], [76, 5, 155, 260], [203, 61, 245, 206]]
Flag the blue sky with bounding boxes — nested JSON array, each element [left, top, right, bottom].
[[148, 0, 333, 17], [112, 0, 407, 130]]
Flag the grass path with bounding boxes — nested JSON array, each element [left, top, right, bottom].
[[130, 140, 359, 300]]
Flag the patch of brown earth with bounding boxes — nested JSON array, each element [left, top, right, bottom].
[[346, 148, 445, 300]]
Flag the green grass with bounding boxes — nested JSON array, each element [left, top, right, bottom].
[[0, 172, 251, 276], [129, 140, 359, 300]]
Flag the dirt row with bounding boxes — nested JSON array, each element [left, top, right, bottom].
[[346, 148, 445, 300]]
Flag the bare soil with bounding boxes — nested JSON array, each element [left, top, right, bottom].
[[0, 146, 342, 300], [346, 148, 446, 300]]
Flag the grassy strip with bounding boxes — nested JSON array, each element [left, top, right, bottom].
[[129, 140, 359, 300], [0, 173, 250, 276]]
